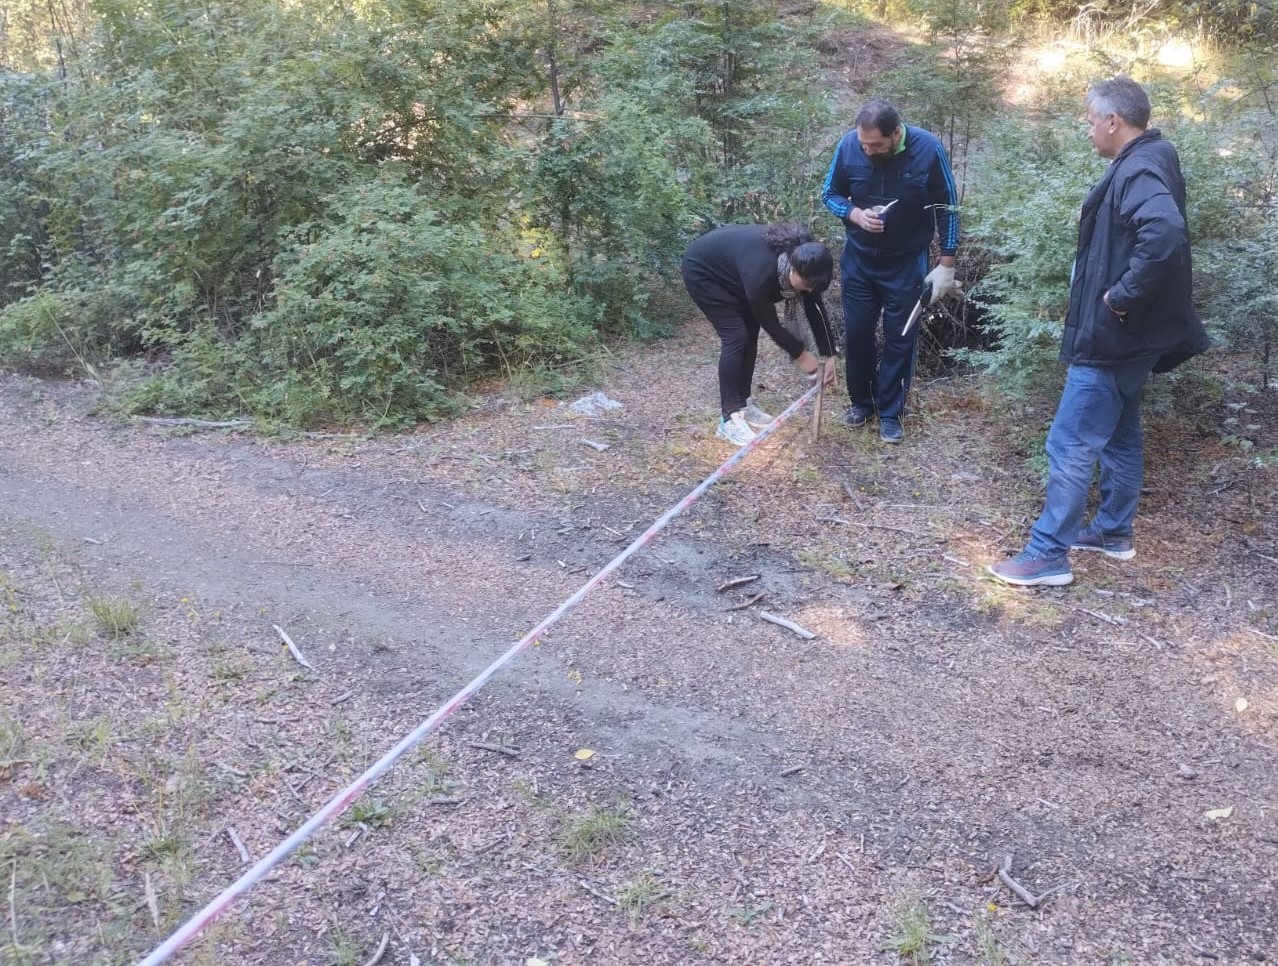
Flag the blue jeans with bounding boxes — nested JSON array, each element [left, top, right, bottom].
[[1026, 360, 1157, 559]]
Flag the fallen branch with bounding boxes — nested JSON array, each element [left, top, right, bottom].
[[835, 851, 857, 872], [780, 765, 804, 778], [579, 439, 610, 452], [331, 690, 355, 706], [716, 574, 760, 593], [468, 741, 520, 757], [362, 931, 390, 966], [136, 416, 251, 430], [272, 624, 315, 671], [759, 610, 816, 640], [998, 853, 1042, 909], [577, 879, 618, 906], [1243, 625, 1278, 643], [225, 827, 250, 865], [426, 796, 466, 806], [725, 593, 764, 611], [213, 760, 247, 779], [1077, 607, 1127, 627], [144, 872, 159, 929], [818, 509, 927, 538]]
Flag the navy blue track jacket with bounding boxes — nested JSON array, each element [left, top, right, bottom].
[[822, 125, 959, 261]]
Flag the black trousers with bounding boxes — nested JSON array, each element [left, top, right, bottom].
[[704, 310, 759, 418], [683, 263, 761, 419]]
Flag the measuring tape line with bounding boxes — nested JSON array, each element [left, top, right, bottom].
[[138, 382, 820, 965]]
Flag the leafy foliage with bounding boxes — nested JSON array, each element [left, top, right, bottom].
[[4, 0, 1277, 425], [957, 117, 1100, 396], [3, 0, 845, 423]]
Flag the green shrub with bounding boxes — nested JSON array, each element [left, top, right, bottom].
[[240, 177, 599, 427]]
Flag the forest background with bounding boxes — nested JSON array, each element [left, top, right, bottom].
[[3, 3, 1278, 964], [1, 0, 1276, 436]]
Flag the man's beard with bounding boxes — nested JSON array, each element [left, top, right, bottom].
[[868, 153, 891, 168]]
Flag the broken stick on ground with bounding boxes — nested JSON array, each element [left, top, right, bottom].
[[999, 853, 1043, 908], [273, 624, 315, 671], [758, 610, 816, 640]]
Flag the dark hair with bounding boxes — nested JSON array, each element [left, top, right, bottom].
[[1087, 76, 1151, 129], [761, 223, 832, 291], [855, 99, 900, 137], [790, 242, 833, 293]]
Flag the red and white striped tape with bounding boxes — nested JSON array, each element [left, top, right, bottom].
[[138, 382, 820, 965]]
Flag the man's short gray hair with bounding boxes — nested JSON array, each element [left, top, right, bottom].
[[1087, 75, 1151, 130]]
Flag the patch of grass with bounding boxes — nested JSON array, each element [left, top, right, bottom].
[[327, 926, 364, 966], [561, 804, 632, 861], [0, 572, 19, 615], [293, 843, 321, 869], [31, 620, 93, 648], [791, 463, 823, 486], [511, 777, 554, 809], [798, 548, 857, 580], [0, 711, 24, 760], [0, 818, 131, 957], [973, 915, 1011, 966], [617, 872, 665, 919], [881, 901, 955, 964], [412, 842, 451, 877], [111, 635, 169, 664], [727, 898, 773, 926], [70, 718, 117, 764], [343, 798, 393, 830], [87, 595, 139, 637]]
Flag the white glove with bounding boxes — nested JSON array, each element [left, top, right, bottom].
[[924, 265, 962, 305]]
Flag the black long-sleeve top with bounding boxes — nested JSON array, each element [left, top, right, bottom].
[[681, 225, 836, 357]]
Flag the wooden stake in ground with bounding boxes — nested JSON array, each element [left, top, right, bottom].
[[811, 357, 825, 442]]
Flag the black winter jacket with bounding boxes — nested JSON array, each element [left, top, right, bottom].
[[1061, 129, 1208, 370], [681, 225, 836, 358]]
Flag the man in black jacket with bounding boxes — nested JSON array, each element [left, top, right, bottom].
[[989, 76, 1209, 587]]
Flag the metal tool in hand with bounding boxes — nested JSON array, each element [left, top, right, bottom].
[[901, 278, 932, 337], [869, 199, 899, 217]]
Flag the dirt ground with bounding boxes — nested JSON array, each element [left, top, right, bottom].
[[2, 317, 1276, 966]]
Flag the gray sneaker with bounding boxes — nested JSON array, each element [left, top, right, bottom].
[[1071, 529, 1135, 560], [987, 551, 1074, 587]]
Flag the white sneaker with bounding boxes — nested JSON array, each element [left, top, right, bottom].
[[743, 397, 774, 429], [715, 410, 757, 447]]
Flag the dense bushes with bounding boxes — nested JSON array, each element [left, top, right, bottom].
[[3, 0, 1276, 424], [0, 0, 844, 425]]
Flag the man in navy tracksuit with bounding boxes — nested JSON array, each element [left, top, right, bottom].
[[822, 100, 960, 443]]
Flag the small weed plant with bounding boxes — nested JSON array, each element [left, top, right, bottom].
[[561, 805, 632, 861], [343, 798, 393, 830], [882, 900, 956, 963], [617, 872, 665, 920], [728, 898, 773, 927], [88, 596, 139, 638]]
